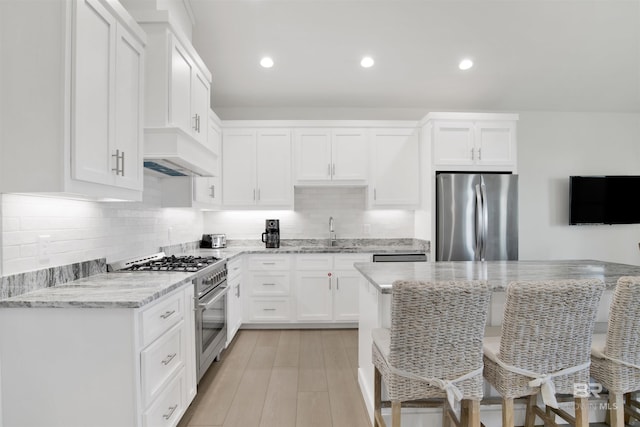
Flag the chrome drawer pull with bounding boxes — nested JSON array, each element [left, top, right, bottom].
[[262, 283, 276, 286], [262, 262, 276, 265], [160, 310, 176, 319], [161, 353, 177, 365], [263, 308, 276, 311], [163, 404, 178, 420]]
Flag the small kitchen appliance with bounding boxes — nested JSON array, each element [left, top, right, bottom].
[[261, 219, 280, 248], [200, 233, 227, 248]]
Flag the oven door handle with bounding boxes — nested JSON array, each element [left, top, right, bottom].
[[198, 286, 229, 310]]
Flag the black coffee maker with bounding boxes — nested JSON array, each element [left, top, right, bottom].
[[261, 219, 280, 248]]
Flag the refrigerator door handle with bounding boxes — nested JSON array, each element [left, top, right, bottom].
[[474, 184, 483, 261], [480, 183, 489, 261]]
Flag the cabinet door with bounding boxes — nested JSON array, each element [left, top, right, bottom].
[[432, 121, 475, 166], [256, 129, 292, 206], [207, 114, 222, 166], [114, 24, 144, 191], [331, 129, 368, 181], [191, 70, 210, 145], [222, 130, 256, 206], [227, 276, 242, 344], [295, 272, 333, 321], [475, 121, 516, 166], [294, 129, 332, 181], [169, 38, 193, 133], [72, 0, 116, 186], [333, 272, 360, 321], [371, 129, 420, 206], [193, 177, 220, 207]]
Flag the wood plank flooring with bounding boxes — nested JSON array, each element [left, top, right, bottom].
[[178, 329, 372, 427]]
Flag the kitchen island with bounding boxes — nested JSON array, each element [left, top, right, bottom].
[[354, 259, 640, 427]]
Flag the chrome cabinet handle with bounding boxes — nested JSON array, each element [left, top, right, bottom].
[[332, 163, 335, 176], [161, 353, 177, 365], [374, 188, 377, 200], [329, 277, 331, 290], [257, 188, 261, 201], [262, 262, 276, 265], [262, 283, 276, 286], [327, 163, 331, 177], [193, 115, 198, 131], [253, 189, 256, 200], [160, 310, 176, 319], [471, 148, 475, 160], [111, 150, 124, 176], [336, 277, 340, 290], [236, 285, 240, 297], [263, 308, 276, 311], [478, 147, 482, 160], [210, 185, 215, 198], [163, 404, 178, 420]]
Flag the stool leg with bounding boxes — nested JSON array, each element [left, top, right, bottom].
[[502, 398, 514, 427], [574, 397, 589, 427], [524, 395, 537, 427], [608, 392, 624, 427], [462, 399, 480, 427], [391, 401, 401, 427], [443, 401, 452, 427], [374, 367, 382, 427]]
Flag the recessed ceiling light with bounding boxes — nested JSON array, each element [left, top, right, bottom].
[[459, 59, 473, 70], [360, 56, 375, 68], [260, 57, 274, 68]]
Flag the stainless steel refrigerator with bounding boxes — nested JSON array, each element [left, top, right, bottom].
[[436, 173, 518, 261]]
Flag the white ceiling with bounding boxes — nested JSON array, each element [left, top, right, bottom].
[[189, 0, 640, 120]]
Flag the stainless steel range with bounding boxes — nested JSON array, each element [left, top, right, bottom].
[[110, 252, 228, 383]]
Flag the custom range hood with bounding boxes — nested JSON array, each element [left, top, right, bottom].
[[144, 127, 216, 176]]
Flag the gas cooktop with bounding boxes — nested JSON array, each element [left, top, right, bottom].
[[110, 253, 222, 273]]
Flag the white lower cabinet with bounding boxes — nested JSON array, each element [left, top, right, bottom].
[[244, 255, 293, 323], [226, 257, 243, 345], [295, 254, 370, 323], [0, 284, 196, 427]]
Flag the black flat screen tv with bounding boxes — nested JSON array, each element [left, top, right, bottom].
[[569, 176, 640, 225]]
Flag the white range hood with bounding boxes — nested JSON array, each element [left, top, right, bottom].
[[143, 127, 216, 176]]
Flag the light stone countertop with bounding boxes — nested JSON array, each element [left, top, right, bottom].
[[0, 243, 427, 309], [355, 259, 640, 294]]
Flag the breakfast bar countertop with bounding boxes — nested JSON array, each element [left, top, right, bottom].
[[354, 259, 640, 294]]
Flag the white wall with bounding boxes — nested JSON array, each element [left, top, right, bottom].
[[1, 175, 203, 276], [203, 187, 415, 240], [517, 112, 640, 264]]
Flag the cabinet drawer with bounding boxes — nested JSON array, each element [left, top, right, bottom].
[[141, 291, 184, 347], [249, 299, 290, 322], [227, 257, 242, 279], [296, 254, 333, 271], [248, 256, 290, 271], [334, 254, 371, 270], [250, 273, 290, 296], [141, 322, 184, 407], [143, 367, 184, 427]]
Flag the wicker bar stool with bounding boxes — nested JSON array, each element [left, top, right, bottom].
[[591, 276, 640, 427], [483, 279, 605, 427], [372, 279, 491, 427]]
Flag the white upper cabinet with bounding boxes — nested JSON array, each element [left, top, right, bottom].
[[136, 17, 215, 176], [369, 128, 420, 207], [0, 0, 145, 200], [223, 129, 292, 208], [426, 113, 518, 171], [294, 128, 368, 184]]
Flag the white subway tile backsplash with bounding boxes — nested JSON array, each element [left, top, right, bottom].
[[1, 175, 204, 276]]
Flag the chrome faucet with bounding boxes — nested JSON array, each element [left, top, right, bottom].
[[329, 216, 337, 246]]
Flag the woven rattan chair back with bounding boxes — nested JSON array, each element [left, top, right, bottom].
[[602, 276, 640, 369], [495, 279, 604, 395], [388, 279, 491, 401]]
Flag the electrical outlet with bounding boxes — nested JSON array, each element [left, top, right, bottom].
[[38, 234, 51, 264]]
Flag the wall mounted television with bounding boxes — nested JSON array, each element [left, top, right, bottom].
[[569, 176, 640, 225]]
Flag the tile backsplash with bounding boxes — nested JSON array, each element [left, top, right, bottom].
[[1, 175, 204, 276], [203, 187, 415, 240]]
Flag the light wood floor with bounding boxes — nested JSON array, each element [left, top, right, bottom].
[[178, 329, 372, 427]]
